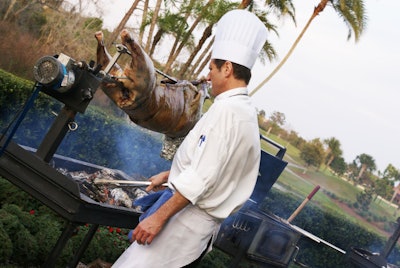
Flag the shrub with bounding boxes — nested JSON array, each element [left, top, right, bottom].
[[0, 221, 12, 263], [0, 206, 39, 265]]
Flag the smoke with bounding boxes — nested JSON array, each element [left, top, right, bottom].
[[1, 97, 171, 179], [112, 122, 172, 177]]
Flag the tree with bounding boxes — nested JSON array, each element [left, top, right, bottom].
[[382, 164, 400, 181], [106, 0, 141, 48], [163, 0, 213, 74], [186, 0, 240, 78], [300, 138, 325, 170], [269, 111, 286, 127], [330, 156, 347, 176], [354, 153, 376, 181], [250, 0, 367, 96], [374, 178, 393, 201], [380, 164, 399, 203], [148, 11, 188, 58], [178, 24, 212, 78], [323, 137, 342, 170], [356, 187, 374, 211], [183, 0, 296, 78], [144, 0, 163, 52]]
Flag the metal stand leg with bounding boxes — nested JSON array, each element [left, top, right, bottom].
[[67, 224, 100, 268], [44, 221, 79, 268], [36, 106, 77, 163]]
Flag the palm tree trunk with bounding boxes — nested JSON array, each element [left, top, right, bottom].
[[326, 155, 335, 167], [238, 0, 252, 9], [150, 29, 164, 57], [186, 0, 250, 77], [323, 154, 335, 171], [191, 38, 214, 78], [106, 0, 140, 48], [162, 0, 195, 72], [139, 0, 150, 45], [358, 164, 367, 180], [164, 0, 215, 73], [144, 0, 163, 53], [249, 0, 329, 96], [193, 51, 211, 78], [178, 24, 213, 78]]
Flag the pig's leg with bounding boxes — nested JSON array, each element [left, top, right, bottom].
[[95, 31, 122, 74]]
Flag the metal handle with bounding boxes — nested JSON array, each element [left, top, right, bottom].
[[260, 134, 286, 159]]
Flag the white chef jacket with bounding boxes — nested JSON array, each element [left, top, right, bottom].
[[169, 87, 261, 219], [112, 87, 260, 267]]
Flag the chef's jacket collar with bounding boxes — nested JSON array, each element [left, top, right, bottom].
[[215, 87, 248, 101]]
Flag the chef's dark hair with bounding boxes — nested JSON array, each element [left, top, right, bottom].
[[214, 59, 251, 85]]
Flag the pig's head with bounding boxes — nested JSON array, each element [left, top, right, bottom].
[[98, 29, 157, 110]]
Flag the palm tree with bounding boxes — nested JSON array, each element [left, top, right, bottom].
[[178, 0, 239, 78], [178, 24, 213, 78], [189, 0, 295, 78], [188, 0, 239, 78], [140, 0, 181, 49], [192, 41, 213, 78], [139, 0, 150, 44], [105, 0, 296, 79], [148, 12, 188, 58], [323, 137, 342, 170], [106, 0, 141, 48], [144, 0, 163, 52], [163, 0, 215, 74], [249, 0, 367, 96], [354, 153, 376, 180], [383, 164, 400, 181]]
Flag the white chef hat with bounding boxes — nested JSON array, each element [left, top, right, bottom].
[[211, 9, 268, 70]]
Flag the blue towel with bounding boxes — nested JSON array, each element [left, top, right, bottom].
[[128, 188, 173, 241], [134, 188, 173, 221]]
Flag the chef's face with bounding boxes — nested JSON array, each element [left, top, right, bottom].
[[207, 59, 225, 97]]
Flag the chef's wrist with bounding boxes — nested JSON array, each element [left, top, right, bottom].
[[161, 170, 170, 183]]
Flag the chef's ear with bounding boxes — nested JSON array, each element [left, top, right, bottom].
[[223, 61, 233, 77]]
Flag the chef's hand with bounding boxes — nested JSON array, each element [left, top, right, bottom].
[[146, 170, 170, 192], [131, 213, 165, 245], [131, 191, 190, 245]]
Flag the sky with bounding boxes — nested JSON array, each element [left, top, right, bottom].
[[83, 0, 399, 172], [247, 0, 400, 173]]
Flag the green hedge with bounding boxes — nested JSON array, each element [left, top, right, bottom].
[[0, 184, 130, 266]]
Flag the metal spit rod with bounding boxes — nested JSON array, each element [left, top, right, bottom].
[[104, 44, 178, 84], [94, 178, 168, 187]]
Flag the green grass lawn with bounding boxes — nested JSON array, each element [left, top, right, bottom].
[[276, 169, 351, 216], [262, 133, 399, 236]]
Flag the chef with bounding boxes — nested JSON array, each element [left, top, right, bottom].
[[112, 9, 268, 268]]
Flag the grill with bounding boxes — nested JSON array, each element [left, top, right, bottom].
[[215, 200, 304, 268], [247, 210, 301, 266], [0, 56, 141, 267], [1, 52, 350, 267], [348, 217, 400, 268], [214, 138, 348, 267], [213, 138, 302, 267]]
